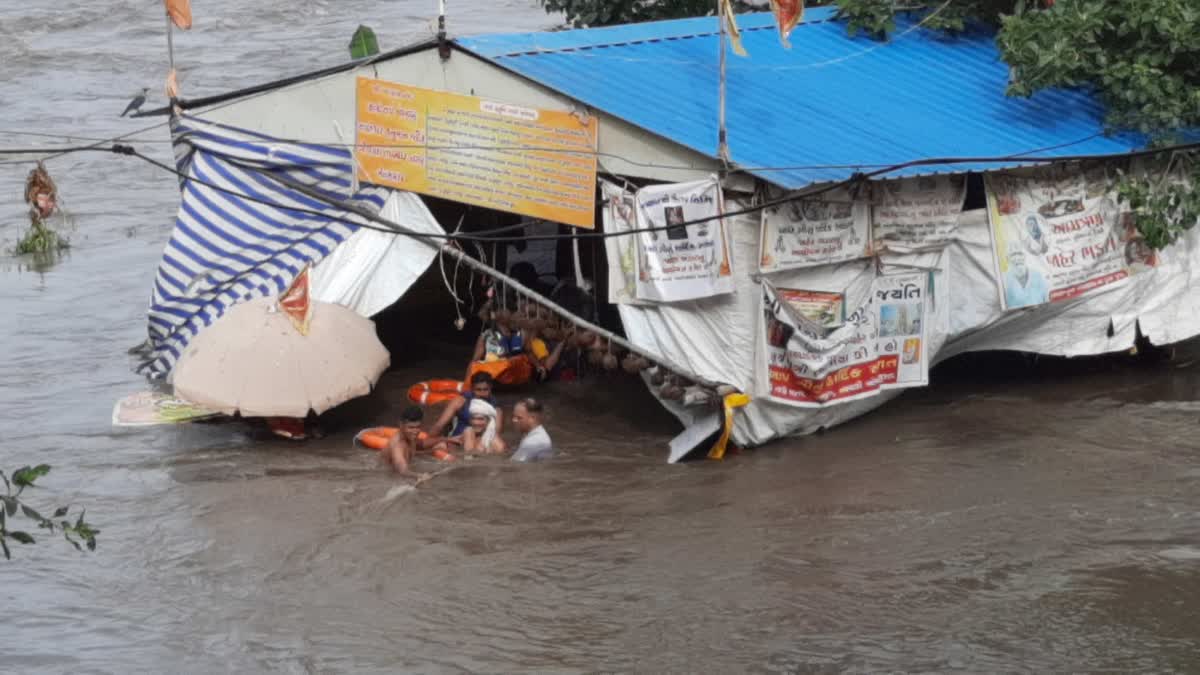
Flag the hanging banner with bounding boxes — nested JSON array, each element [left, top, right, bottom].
[[761, 272, 929, 407], [986, 166, 1130, 311], [354, 77, 599, 228], [873, 175, 967, 251], [874, 272, 929, 389], [600, 180, 646, 305], [761, 282, 882, 407], [634, 177, 735, 302], [759, 189, 870, 272]]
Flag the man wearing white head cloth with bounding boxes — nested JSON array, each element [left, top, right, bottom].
[[461, 398, 506, 454], [1003, 237, 1050, 309]]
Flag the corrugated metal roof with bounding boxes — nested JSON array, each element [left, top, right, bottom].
[[457, 8, 1148, 189]]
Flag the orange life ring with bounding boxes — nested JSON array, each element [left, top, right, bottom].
[[354, 426, 398, 451], [407, 379, 466, 405], [355, 426, 458, 462]]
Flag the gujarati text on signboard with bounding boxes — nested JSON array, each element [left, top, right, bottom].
[[354, 77, 599, 228]]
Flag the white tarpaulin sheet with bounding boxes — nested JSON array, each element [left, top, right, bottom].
[[618, 195, 1200, 451], [311, 190, 444, 317]]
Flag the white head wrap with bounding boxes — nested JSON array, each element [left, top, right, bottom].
[[468, 398, 498, 450]]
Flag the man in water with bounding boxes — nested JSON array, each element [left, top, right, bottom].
[[432, 371, 503, 439], [1003, 241, 1049, 308], [384, 407, 428, 476], [510, 397, 554, 462]]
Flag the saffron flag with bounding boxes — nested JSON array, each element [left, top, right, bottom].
[[280, 265, 313, 336], [164, 0, 192, 30], [721, 0, 748, 57], [769, 0, 804, 48]]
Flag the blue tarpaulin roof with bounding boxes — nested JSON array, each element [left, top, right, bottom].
[[457, 8, 1149, 190]]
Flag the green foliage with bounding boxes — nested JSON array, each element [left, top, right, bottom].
[[349, 25, 379, 60], [0, 465, 98, 560], [1117, 153, 1200, 251], [12, 218, 69, 256], [999, 0, 1200, 134]]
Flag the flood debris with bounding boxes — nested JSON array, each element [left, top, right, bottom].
[[15, 162, 69, 256]]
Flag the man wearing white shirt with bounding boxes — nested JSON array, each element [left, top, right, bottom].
[[510, 397, 555, 462]]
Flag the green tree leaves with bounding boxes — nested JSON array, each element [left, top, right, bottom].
[[0, 465, 98, 560]]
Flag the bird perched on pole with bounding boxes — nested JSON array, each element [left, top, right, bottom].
[[121, 88, 150, 117]]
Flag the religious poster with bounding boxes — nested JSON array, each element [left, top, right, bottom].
[[758, 188, 871, 272], [874, 272, 929, 389], [634, 177, 735, 303], [761, 281, 883, 407], [761, 271, 931, 407], [986, 165, 1133, 311], [873, 175, 967, 251], [600, 180, 646, 305]]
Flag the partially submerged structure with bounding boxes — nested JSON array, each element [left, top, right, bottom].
[[141, 8, 1200, 457]]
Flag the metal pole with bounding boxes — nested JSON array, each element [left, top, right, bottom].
[[437, 0, 451, 60], [165, 12, 175, 72], [717, 0, 729, 168]]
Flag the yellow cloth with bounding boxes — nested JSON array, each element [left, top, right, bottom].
[[530, 338, 550, 361]]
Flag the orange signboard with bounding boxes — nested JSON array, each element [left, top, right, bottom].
[[354, 77, 599, 228]]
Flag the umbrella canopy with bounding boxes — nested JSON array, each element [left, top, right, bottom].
[[173, 297, 390, 417]]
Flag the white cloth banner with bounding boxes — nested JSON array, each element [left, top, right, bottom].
[[985, 165, 1135, 311], [311, 190, 444, 317], [873, 175, 967, 251], [634, 177, 735, 302], [600, 180, 646, 305], [758, 188, 871, 272], [761, 279, 883, 407]]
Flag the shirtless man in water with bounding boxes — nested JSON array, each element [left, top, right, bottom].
[[384, 406, 451, 476]]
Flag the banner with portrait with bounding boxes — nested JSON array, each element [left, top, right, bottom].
[[985, 165, 1140, 311], [758, 188, 871, 272], [873, 175, 967, 252], [634, 177, 735, 302]]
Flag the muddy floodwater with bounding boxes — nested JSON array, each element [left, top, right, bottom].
[[2, 1, 1200, 672]]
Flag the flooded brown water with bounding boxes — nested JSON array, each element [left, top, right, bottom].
[[3, 2, 1200, 672]]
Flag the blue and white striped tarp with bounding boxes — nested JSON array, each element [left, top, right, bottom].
[[142, 116, 391, 377]]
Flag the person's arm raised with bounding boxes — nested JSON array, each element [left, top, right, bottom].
[[431, 397, 464, 437]]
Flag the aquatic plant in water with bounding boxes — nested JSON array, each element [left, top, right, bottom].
[[0, 465, 99, 560]]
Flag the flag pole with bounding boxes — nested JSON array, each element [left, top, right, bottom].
[[165, 11, 175, 73], [717, 0, 730, 171]]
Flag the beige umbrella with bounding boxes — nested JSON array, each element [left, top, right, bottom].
[[172, 297, 390, 417]]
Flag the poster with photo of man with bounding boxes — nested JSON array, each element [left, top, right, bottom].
[[986, 165, 1132, 311], [633, 177, 735, 302]]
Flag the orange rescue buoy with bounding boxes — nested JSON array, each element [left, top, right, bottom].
[[406, 379, 466, 405]]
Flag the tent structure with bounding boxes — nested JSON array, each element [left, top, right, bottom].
[[138, 9, 1200, 455]]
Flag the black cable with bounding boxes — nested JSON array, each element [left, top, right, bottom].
[[17, 140, 1200, 245]]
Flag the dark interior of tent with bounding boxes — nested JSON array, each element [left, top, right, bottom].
[[372, 194, 618, 368]]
